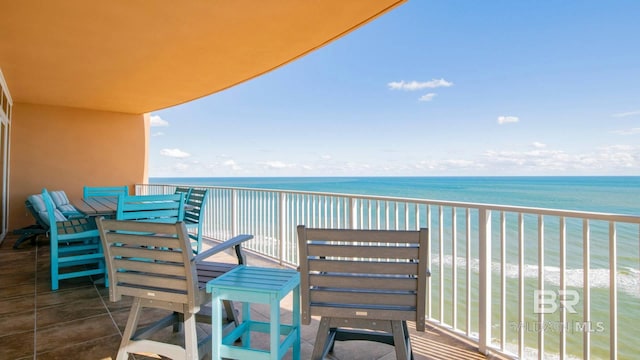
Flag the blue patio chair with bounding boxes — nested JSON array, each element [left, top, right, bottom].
[[41, 188, 105, 291], [116, 193, 185, 223], [83, 185, 128, 198], [12, 196, 50, 249], [174, 186, 192, 199], [183, 188, 209, 254]]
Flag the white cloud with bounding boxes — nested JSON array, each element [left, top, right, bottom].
[[611, 128, 640, 135], [321, 154, 332, 160], [174, 163, 189, 171], [152, 131, 165, 137], [262, 161, 294, 169], [611, 110, 640, 118], [498, 116, 519, 125], [160, 148, 191, 158], [150, 114, 169, 127], [418, 93, 437, 102], [222, 159, 242, 170], [482, 145, 639, 172], [388, 79, 453, 91], [532, 142, 547, 148]]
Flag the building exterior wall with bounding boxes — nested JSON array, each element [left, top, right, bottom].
[[9, 103, 148, 230]]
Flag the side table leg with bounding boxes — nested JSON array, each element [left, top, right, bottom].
[[212, 293, 222, 359], [270, 294, 280, 360], [242, 301, 251, 347], [293, 285, 301, 360]]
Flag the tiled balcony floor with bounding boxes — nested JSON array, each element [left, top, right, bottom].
[[1, 234, 492, 360]]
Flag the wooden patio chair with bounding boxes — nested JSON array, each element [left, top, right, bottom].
[[97, 217, 253, 360], [297, 226, 429, 360], [41, 189, 106, 290], [83, 185, 129, 198], [183, 188, 209, 254]]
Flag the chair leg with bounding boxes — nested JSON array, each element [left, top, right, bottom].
[[184, 308, 198, 360], [223, 300, 239, 327], [118, 297, 143, 360], [312, 317, 332, 360], [391, 320, 410, 360]]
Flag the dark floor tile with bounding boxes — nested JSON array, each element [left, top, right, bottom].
[[36, 313, 120, 354], [36, 295, 107, 329], [0, 310, 35, 335], [0, 249, 36, 266], [36, 285, 98, 308], [0, 283, 36, 299], [36, 333, 121, 360], [35, 275, 95, 293], [0, 271, 36, 287], [0, 330, 34, 359], [0, 293, 34, 316]]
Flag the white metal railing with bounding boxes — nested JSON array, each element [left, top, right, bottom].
[[137, 183, 640, 360]]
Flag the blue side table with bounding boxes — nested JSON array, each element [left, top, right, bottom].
[[206, 265, 301, 360]]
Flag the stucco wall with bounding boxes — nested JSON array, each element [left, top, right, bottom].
[[9, 103, 148, 230]]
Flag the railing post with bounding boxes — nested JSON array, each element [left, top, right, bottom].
[[349, 196, 357, 229], [478, 208, 492, 354], [231, 189, 238, 237], [279, 192, 286, 265]]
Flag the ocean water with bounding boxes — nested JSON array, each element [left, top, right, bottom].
[[150, 176, 640, 359], [151, 176, 640, 215]]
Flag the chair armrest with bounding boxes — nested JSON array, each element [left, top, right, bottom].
[[192, 234, 253, 263]]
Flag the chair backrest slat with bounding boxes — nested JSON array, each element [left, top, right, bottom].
[[184, 188, 208, 223], [97, 218, 199, 311], [297, 226, 429, 331], [116, 193, 185, 223], [83, 185, 129, 198]]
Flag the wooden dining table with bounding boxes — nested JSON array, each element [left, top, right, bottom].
[[72, 196, 195, 217], [72, 196, 119, 216]]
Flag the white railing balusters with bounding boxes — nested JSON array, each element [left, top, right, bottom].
[[518, 213, 525, 359], [405, 202, 410, 230], [452, 207, 458, 330], [583, 219, 591, 360], [500, 211, 506, 352], [538, 215, 545, 360], [609, 221, 617, 360], [231, 189, 238, 237], [560, 216, 567, 360], [466, 208, 471, 338], [385, 202, 390, 229], [427, 205, 432, 319], [478, 208, 492, 354], [439, 205, 444, 323]]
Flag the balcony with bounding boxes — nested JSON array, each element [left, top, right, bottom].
[[1, 183, 637, 359]]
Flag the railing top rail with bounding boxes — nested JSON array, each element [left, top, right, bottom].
[[141, 183, 640, 224]]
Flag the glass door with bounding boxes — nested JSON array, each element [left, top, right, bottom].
[[0, 69, 12, 240]]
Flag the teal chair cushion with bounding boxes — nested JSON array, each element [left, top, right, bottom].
[[49, 190, 84, 218], [28, 194, 67, 224], [50, 190, 70, 207]]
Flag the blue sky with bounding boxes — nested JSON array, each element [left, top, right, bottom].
[[150, 1, 640, 177]]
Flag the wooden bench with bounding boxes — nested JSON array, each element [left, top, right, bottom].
[[297, 226, 429, 360]]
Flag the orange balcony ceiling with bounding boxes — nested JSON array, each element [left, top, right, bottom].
[[0, 0, 405, 114]]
